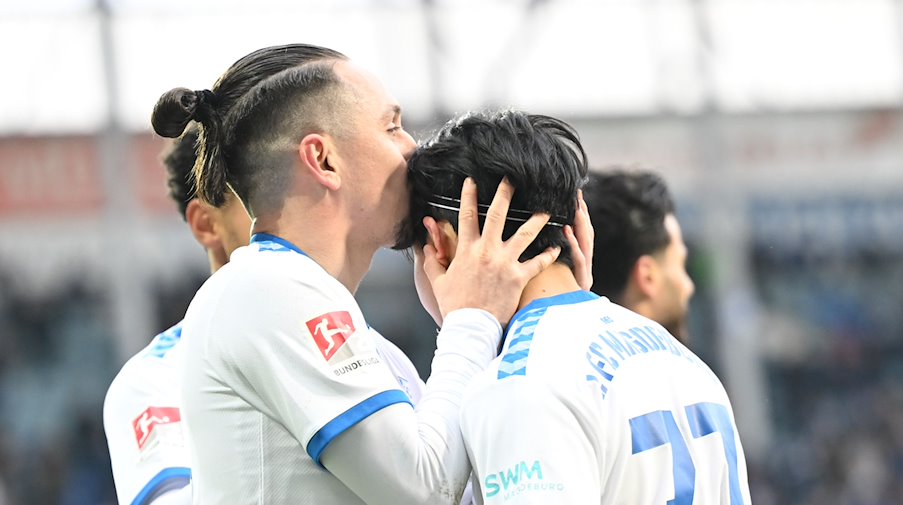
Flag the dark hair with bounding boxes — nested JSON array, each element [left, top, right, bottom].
[[400, 109, 588, 267], [160, 126, 199, 220], [583, 169, 675, 302], [151, 44, 347, 215]]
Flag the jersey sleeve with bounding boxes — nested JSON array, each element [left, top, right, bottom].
[[103, 360, 191, 505], [461, 377, 600, 504], [209, 272, 411, 464], [319, 308, 503, 505], [370, 328, 427, 404], [140, 485, 191, 505]]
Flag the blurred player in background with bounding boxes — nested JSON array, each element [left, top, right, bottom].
[[152, 45, 570, 505], [102, 127, 251, 505], [584, 169, 695, 343], [405, 109, 751, 504]]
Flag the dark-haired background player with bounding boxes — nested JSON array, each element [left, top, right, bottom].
[[103, 128, 251, 505], [583, 169, 695, 343]]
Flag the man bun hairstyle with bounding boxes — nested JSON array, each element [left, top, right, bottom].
[[160, 126, 200, 220], [151, 88, 217, 139], [152, 87, 227, 209]]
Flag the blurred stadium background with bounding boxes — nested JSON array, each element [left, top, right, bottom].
[[2, 0, 903, 503]]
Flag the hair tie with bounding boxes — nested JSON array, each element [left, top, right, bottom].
[[197, 89, 216, 105], [188, 89, 217, 124]]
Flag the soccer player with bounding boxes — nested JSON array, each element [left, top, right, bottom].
[[583, 169, 696, 342], [105, 44, 435, 504], [404, 109, 752, 504], [103, 127, 251, 505], [151, 46, 567, 504]]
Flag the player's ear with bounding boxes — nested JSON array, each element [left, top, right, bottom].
[[298, 133, 340, 191], [186, 199, 221, 250], [424, 218, 458, 268], [633, 254, 659, 298]]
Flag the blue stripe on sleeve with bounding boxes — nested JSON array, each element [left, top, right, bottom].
[[130, 467, 191, 505], [307, 389, 412, 466]]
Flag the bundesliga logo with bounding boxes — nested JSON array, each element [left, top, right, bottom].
[[306, 311, 356, 361], [133, 407, 180, 450]]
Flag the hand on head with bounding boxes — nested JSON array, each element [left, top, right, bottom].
[[565, 189, 595, 291], [419, 177, 561, 326]]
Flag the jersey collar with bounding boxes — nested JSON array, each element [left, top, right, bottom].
[[503, 290, 599, 343], [250, 233, 309, 257]]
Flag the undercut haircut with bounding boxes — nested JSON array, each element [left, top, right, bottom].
[[150, 44, 347, 218], [219, 62, 348, 217], [400, 109, 588, 267], [583, 169, 675, 302]]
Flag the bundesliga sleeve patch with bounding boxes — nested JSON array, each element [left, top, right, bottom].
[[306, 311, 356, 361], [133, 407, 181, 450]]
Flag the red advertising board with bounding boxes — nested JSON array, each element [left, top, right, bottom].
[[0, 136, 104, 216], [0, 134, 173, 218]]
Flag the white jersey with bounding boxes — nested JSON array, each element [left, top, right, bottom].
[[103, 323, 191, 505], [461, 291, 752, 505], [103, 299, 424, 505], [180, 234, 491, 505]]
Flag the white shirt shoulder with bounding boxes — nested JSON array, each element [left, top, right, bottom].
[[103, 323, 191, 505], [371, 328, 425, 404], [180, 238, 412, 504]]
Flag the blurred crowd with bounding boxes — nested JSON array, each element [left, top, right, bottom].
[[0, 241, 901, 504]]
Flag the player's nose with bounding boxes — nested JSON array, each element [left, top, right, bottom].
[[401, 129, 417, 160], [685, 274, 696, 299]]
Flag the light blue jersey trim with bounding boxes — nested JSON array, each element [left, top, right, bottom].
[[307, 389, 411, 466], [498, 291, 599, 380], [144, 322, 183, 359], [250, 233, 309, 256], [130, 467, 191, 505]]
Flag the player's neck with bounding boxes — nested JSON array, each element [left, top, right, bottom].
[[253, 207, 378, 295], [208, 254, 225, 274], [207, 243, 229, 273], [517, 263, 583, 312], [622, 286, 654, 320]]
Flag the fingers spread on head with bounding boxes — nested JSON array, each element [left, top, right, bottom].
[[566, 225, 592, 290], [457, 178, 479, 244], [483, 177, 514, 238], [505, 212, 550, 255], [522, 245, 561, 280], [577, 190, 590, 221], [565, 225, 582, 266], [573, 193, 594, 254]]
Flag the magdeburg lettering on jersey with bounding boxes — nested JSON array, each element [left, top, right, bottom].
[[484, 460, 564, 500], [585, 320, 708, 398]]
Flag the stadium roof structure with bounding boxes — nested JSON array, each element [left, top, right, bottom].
[[2, 0, 902, 134]]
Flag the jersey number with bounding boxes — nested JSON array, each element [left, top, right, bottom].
[[629, 402, 744, 505]]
